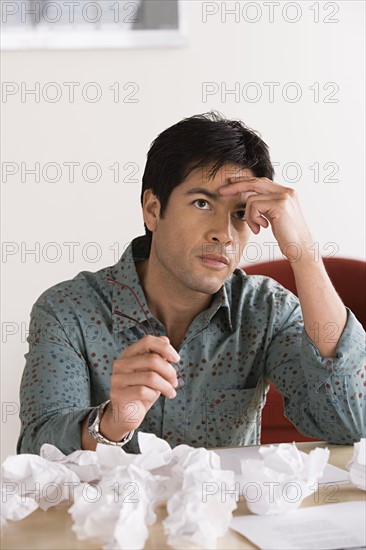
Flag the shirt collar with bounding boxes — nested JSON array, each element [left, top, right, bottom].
[[202, 279, 233, 331], [109, 235, 233, 334], [109, 235, 154, 334]]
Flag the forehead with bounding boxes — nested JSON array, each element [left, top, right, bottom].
[[187, 164, 255, 186], [173, 164, 256, 203]]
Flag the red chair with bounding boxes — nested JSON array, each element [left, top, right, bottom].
[[244, 257, 366, 444]]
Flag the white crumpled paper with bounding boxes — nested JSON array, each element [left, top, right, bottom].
[[1, 484, 38, 529], [239, 443, 330, 515], [162, 446, 237, 549], [2, 452, 80, 511], [347, 438, 366, 491], [40, 443, 101, 483], [69, 462, 158, 550], [1, 432, 237, 550]]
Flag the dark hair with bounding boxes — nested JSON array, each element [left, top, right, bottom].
[[140, 111, 274, 243]]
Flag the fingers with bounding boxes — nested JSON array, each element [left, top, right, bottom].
[[113, 335, 181, 397], [248, 216, 269, 233], [112, 353, 178, 397], [243, 192, 288, 233], [122, 334, 180, 363], [113, 370, 177, 400], [115, 351, 178, 387], [245, 196, 279, 233], [126, 387, 161, 404], [219, 177, 287, 196], [104, 337, 182, 437]]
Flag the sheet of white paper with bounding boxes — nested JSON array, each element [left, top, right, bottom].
[[213, 446, 349, 485], [230, 501, 366, 550]]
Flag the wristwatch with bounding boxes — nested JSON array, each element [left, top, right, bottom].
[[87, 400, 134, 447]]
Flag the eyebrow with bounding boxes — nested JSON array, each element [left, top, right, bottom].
[[184, 188, 247, 209]]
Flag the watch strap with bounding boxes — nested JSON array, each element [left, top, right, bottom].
[[87, 400, 134, 447]]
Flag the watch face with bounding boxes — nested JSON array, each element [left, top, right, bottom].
[[87, 408, 99, 431], [86, 402, 132, 446]]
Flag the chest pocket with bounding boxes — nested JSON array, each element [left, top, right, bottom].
[[203, 380, 267, 448]]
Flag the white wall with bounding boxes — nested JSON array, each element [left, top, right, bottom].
[[1, 1, 365, 461]]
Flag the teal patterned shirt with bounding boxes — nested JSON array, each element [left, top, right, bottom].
[[17, 236, 366, 454]]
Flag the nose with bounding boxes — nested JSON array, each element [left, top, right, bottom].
[[205, 214, 234, 246]]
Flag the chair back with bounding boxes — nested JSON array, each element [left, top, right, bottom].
[[243, 256, 366, 443], [244, 257, 366, 329]]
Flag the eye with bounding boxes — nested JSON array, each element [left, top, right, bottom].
[[233, 209, 246, 221], [193, 199, 211, 210]]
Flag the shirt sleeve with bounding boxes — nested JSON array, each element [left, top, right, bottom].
[[17, 296, 94, 455], [264, 287, 366, 444]]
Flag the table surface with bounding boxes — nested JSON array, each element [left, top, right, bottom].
[[2, 442, 365, 550]]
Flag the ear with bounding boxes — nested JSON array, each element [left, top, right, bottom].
[[142, 189, 161, 232]]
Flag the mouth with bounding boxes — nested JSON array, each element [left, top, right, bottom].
[[199, 255, 230, 269]]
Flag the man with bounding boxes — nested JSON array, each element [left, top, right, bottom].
[[18, 112, 365, 455]]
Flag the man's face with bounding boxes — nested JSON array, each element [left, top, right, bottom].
[[145, 164, 254, 295]]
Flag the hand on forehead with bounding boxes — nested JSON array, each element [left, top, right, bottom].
[[211, 165, 255, 182], [217, 167, 259, 199], [225, 166, 256, 180]]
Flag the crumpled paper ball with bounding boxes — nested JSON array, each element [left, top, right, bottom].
[[69, 463, 158, 550], [1, 432, 237, 550], [2, 452, 80, 511], [40, 443, 101, 483], [347, 438, 366, 491], [1, 483, 38, 528], [162, 445, 237, 549], [239, 443, 330, 515]]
